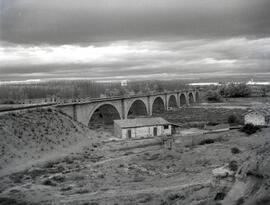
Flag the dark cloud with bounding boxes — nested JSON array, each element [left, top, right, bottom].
[[1, 0, 270, 45], [0, 0, 270, 82], [1, 38, 269, 81]]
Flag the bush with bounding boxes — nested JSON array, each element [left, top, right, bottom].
[[133, 175, 145, 182], [228, 160, 238, 171], [228, 114, 240, 124], [231, 147, 241, 154], [206, 90, 223, 102], [220, 83, 251, 98], [207, 121, 219, 126], [214, 192, 226, 201], [236, 197, 244, 205], [199, 139, 215, 145], [256, 196, 270, 205], [241, 123, 260, 135], [3, 100, 15, 104], [42, 179, 57, 186], [168, 193, 185, 201]]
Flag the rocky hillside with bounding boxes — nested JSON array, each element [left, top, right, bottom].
[[221, 143, 270, 205], [0, 108, 95, 175], [206, 131, 270, 205]]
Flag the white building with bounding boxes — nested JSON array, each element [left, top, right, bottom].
[[114, 117, 172, 139], [121, 80, 128, 87], [244, 109, 270, 126]]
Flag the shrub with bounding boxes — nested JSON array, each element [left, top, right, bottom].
[[168, 193, 185, 201], [42, 179, 57, 186], [236, 197, 244, 205], [133, 175, 145, 182], [231, 147, 241, 154], [228, 114, 240, 124], [75, 188, 90, 194], [199, 139, 215, 145], [0, 197, 34, 205], [241, 123, 260, 135], [214, 192, 226, 201], [220, 83, 251, 98], [256, 196, 270, 205], [51, 174, 65, 183], [3, 100, 15, 104], [207, 121, 219, 126], [138, 194, 153, 203], [228, 160, 238, 171], [206, 90, 223, 102]]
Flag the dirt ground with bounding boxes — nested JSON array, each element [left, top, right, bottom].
[[0, 99, 269, 205]]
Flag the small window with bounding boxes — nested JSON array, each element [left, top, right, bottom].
[[164, 125, 169, 129]]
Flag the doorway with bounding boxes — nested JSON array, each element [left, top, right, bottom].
[[127, 129, 132, 139], [153, 127, 157, 136]]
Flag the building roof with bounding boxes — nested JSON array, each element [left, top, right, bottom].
[[245, 108, 270, 116], [114, 117, 170, 128]]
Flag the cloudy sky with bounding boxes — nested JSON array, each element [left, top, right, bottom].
[[0, 0, 270, 82]]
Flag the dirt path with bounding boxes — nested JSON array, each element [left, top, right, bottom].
[[192, 105, 248, 109], [87, 146, 160, 167], [59, 179, 211, 203]]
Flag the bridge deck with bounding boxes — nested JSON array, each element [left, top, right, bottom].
[[0, 90, 198, 112], [56, 90, 196, 107]]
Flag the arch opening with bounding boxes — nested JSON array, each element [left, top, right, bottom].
[[127, 100, 148, 119], [152, 97, 165, 114], [180, 94, 187, 106], [88, 104, 121, 130], [168, 95, 178, 108], [189, 93, 195, 104]]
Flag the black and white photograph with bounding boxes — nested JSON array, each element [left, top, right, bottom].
[[0, 0, 270, 204]]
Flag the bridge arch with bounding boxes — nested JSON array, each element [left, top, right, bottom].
[[188, 92, 195, 104], [179, 93, 187, 106], [168, 94, 178, 108], [151, 96, 166, 115], [57, 90, 200, 126], [126, 99, 148, 119], [88, 102, 122, 128]]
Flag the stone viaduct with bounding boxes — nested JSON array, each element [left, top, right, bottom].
[[56, 90, 200, 126]]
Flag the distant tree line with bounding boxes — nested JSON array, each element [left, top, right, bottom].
[[219, 83, 252, 98], [205, 83, 254, 102], [0, 80, 188, 103]]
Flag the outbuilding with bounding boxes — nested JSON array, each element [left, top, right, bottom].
[[244, 108, 270, 126], [114, 117, 173, 139]]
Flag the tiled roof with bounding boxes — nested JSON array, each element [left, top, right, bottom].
[[114, 117, 170, 128], [245, 108, 270, 116]]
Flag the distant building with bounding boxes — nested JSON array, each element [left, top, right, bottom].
[[244, 108, 270, 126], [121, 80, 128, 87], [188, 82, 220, 86], [246, 79, 270, 86], [114, 117, 173, 139]]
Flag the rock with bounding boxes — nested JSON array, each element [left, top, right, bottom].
[[48, 173, 65, 182], [213, 165, 235, 178], [27, 167, 46, 178], [60, 185, 73, 191], [42, 179, 57, 186]]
